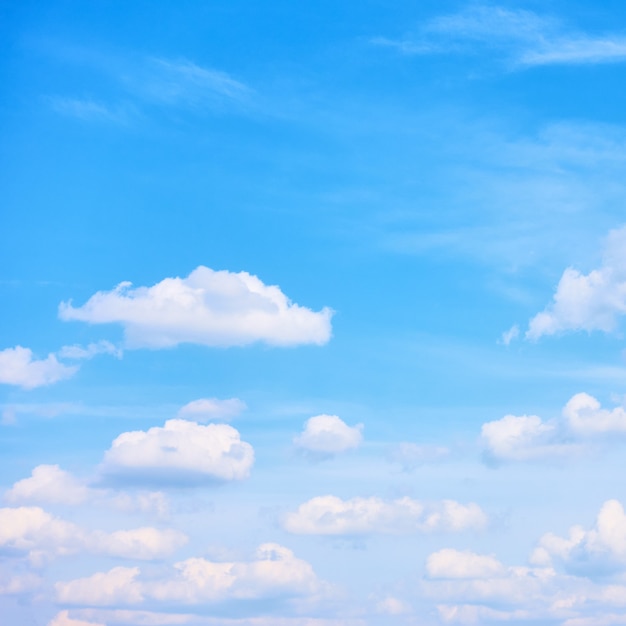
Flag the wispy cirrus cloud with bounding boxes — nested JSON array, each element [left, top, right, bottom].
[[373, 5, 626, 68]]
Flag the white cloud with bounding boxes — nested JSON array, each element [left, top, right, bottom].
[[102, 419, 254, 483], [56, 567, 144, 606], [48, 611, 106, 626], [59, 266, 333, 349], [563, 392, 626, 436], [480, 414, 574, 462], [283, 496, 487, 535], [6, 465, 90, 506], [6, 464, 170, 516], [375, 6, 626, 68], [58, 340, 122, 360], [293, 415, 363, 456], [426, 549, 505, 580], [527, 226, 626, 339], [532, 499, 626, 575], [481, 393, 626, 463], [387, 442, 449, 470], [56, 544, 329, 608], [176, 397, 246, 422], [0, 346, 77, 389], [0, 506, 186, 563]]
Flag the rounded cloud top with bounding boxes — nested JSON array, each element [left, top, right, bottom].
[[102, 419, 254, 484], [59, 266, 333, 348]]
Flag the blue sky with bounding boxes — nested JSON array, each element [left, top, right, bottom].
[[3, 1, 626, 625]]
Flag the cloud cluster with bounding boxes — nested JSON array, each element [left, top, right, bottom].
[[0, 506, 186, 564], [481, 392, 626, 462], [528, 226, 626, 339], [283, 495, 487, 535], [55, 544, 328, 608], [424, 501, 626, 624], [293, 415, 363, 457], [59, 266, 333, 349], [102, 419, 254, 484]]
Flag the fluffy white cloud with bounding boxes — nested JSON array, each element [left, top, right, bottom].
[[283, 496, 487, 535], [5, 464, 170, 516], [0, 506, 186, 563], [563, 392, 626, 436], [527, 226, 626, 339], [480, 414, 574, 462], [59, 266, 333, 348], [0, 346, 77, 389], [293, 415, 363, 456], [0, 571, 42, 595], [532, 499, 626, 575], [176, 397, 246, 422], [48, 611, 106, 626], [481, 393, 626, 462], [102, 419, 254, 483], [56, 544, 329, 608], [6, 465, 90, 506]]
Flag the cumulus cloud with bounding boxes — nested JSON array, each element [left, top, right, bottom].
[[102, 419, 254, 484], [0, 346, 77, 389], [481, 393, 626, 463], [6, 465, 90, 506], [176, 397, 246, 422], [563, 392, 626, 436], [532, 499, 626, 575], [56, 544, 329, 608], [56, 567, 144, 606], [422, 549, 561, 618], [0, 506, 186, 563], [480, 414, 574, 462], [59, 266, 333, 349], [283, 496, 487, 535], [5, 464, 169, 516], [293, 415, 363, 457], [527, 226, 626, 339]]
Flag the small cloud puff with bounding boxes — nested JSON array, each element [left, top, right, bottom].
[[102, 419, 254, 484], [0, 346, 77, 389], [527, 225, 626, 340], [59, 266, 333, 349], [283, 495, 487, 535], [293, 415, 363, 457], [55, 544, 329, 608], [176, 397, 246, 422]]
